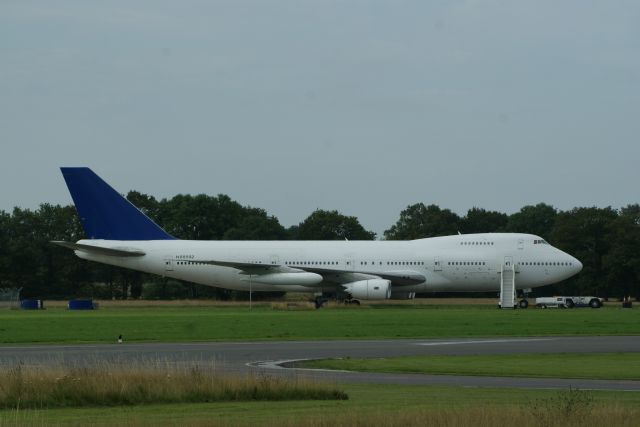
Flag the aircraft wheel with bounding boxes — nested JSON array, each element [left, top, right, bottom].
[[352, 300, 361, 306], [518, 299, 529, 309], [314, 297, 327, 309]]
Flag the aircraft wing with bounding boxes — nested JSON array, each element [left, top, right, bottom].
[[287, 266, 425, 286], [193, 259, 281, 274], [193, 259, 326, 286], [52, 241, 146, 257], [192, 259, 424, 285], [362, 270, 425, 285]]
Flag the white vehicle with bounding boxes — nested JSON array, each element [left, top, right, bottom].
[[53, 168, 584, 308], [535, 296, 603, 309]]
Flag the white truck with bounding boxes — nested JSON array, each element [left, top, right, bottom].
[[535, 296, 603, 309]]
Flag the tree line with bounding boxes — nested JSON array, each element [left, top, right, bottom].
[[0, 191, 637, 300]]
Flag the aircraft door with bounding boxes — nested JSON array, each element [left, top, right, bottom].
[[434, 257, 442, 271], [164, 258, 174, 272]]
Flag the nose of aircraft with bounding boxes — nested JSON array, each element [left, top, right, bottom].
[[573, 257, 583, 273]]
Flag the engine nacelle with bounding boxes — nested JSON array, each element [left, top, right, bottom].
[[343, 279, 392, 300], [390, 291, 416, 300]]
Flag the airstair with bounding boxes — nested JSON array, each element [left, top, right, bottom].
[[500, 260, 516, 309]]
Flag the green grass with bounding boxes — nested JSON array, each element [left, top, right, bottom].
[[1, 384, 640, 426], [2, 304, 637, 426], [304, 352, 640, 380], [0, 304, 638, 344]]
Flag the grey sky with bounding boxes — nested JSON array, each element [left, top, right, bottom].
[[1, 1, 639, 237]]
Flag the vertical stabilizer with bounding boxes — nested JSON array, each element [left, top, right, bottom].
[[60, 167, 174, 240]]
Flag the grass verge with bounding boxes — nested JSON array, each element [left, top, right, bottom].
[[1, 384, 639, 426], [1, 304, 638, 344], [0, 363, 346, 409], [303, 352, 640, 380]]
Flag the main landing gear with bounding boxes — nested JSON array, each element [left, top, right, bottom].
[[314, 296, 328, 309], [313, 295, 362, 309], [313, 292, 363, 309]]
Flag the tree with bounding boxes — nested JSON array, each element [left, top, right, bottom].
[[297, 210, 375, 240], [620, 204, 640, 225], [384, 203, 460, 240], [0, 210, 10, 287], [460, 207, 508, 234], [504, 203, 557, 239], [602, 205, 640, 298], [223, 208, 287, 240], [34, 204, 87, 298], [285, 225, 300, 240], [159, 194, 246, 240], [550, 207, 619, 296], [126, 191, 161, 222], [3, 204, 87, 298]]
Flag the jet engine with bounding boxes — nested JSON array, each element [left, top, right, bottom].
[[343, 279, 392, 300]]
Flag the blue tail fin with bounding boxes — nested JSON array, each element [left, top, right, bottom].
[[61, 167, 175, 240]]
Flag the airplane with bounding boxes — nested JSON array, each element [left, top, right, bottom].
[[53, 167, 583, 308]]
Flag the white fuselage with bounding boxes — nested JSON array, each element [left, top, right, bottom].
[[73, 233, 582, 295]]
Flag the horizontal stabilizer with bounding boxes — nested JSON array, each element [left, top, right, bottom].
[[52, 241, 146, 257]]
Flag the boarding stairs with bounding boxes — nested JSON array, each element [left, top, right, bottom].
[[500, 261, 516, 309]]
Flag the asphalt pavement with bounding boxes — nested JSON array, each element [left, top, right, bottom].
[[1, 336, 639, 391]]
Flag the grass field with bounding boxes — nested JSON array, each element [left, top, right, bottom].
[[1, 301, 639, 426], [1, 384, 639, 426], [0, 301, 638, 344], [303, 352, 640, 380]]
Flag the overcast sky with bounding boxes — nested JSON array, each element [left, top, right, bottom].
[[1, 1, 639, 237]]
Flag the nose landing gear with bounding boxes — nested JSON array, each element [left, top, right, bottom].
[[517, 288, 531, 309]]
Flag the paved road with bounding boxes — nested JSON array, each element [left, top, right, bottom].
[[1, 336, 639, 391]]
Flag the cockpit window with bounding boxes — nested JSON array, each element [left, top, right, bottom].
[[533, 239, 549, 245]]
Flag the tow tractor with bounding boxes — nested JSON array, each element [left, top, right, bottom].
[[535, 296, 603, 309]]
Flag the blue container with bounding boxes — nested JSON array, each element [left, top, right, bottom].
[[68, 299, 95, 310], [20, 299, 43, 310]]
